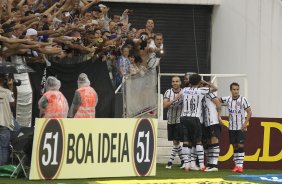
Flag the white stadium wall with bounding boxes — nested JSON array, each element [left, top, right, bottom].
[[211, 0, 282, 118]]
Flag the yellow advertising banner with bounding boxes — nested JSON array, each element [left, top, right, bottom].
[[218, 118, 282, 169], [93, 178, 258, 184], [29, 118, 158, 180]]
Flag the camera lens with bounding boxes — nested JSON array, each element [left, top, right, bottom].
[[13, 79, 21, 86]]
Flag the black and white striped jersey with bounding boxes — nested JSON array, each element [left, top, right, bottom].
[[203, 93, 219, 127], [221, 96, 250, 130], [163, 88, 182, 124], [180, 87, 210, 118]]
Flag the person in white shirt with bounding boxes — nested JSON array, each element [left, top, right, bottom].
[[163, 76, 184, 169], [221, 82, 252, 173], [147, 33, 163, 69], [0, 75, 15, 165], [179, 74, 217, 171], [203, 92, 222, 171]]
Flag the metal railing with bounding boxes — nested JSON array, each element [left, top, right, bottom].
[[117, 69, 158, 118]]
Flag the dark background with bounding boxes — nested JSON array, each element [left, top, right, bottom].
[[29, 60, 115, 125], [104, 2, 213, 92]]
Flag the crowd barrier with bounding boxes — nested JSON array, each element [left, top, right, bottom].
[[123, 70, 158, 117]]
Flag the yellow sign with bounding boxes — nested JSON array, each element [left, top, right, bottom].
[[219, 120, 282, 162], [92, 178, 258, 184], [29, 118, 158, 180]]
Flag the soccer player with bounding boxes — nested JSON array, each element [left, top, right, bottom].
[[182, 73, 200, 170], [163, 76, 183, 169], [221, 82, 252, 173], [179, 74, 217, 171], [203, 92, 222, 171]]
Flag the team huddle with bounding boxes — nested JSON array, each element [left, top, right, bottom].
[[163, 74, 252, 172]]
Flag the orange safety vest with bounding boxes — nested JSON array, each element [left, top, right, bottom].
[[74, 86, 97, 118], [43, 90, 68, 118]]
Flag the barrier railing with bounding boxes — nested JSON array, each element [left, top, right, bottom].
[[120, 69, 158, 118]]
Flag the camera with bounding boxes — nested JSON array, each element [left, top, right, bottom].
[[156, 49, 164, 58], [139, 34, 148, 50], [140, 34, 148, 42], [1, 74, 21, 88], [12, 79, 21, 86]]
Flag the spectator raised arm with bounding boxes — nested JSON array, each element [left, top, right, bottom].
[[80, 0, 100, 15]]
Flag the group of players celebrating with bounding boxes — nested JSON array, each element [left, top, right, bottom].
[[163, 73, 252, 173]]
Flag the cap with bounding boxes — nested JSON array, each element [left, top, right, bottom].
[[77, 73, 90, 87], [45, 76, 61, 91], [64, 12, 70, 17], [26, 28, 38, 36], [98, 4, 107, 8]]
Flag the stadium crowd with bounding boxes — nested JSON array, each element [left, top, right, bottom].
[[0, 0, 164, 88]]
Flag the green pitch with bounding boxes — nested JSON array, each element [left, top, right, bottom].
[[0, 164, 281, 184]]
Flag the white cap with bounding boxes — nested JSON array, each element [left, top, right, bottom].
[[91, 20, 98, 25], [98, 4, 107, 8], [64, 12, 70, 17], [45, 76, 61, 91], [78, 73, 90, 88], [26, 28, 38, 36]]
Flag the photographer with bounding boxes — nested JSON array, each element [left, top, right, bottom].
[[0, 74, 15, 166]]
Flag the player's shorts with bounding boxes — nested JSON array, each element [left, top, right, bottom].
[[207, 124, 221, 139], [201, 124, 209, 149], [202, 124, 209, 141], [167, 123, 184, 141], [229, 130, 245, 144], [180, 116, 202, 143]]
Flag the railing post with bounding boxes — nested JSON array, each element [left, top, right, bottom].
[[122, 77, 126, 117], [158, 73, 161, 121]]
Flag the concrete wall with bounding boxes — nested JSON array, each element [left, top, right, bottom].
[[211, 0, 282, 118]]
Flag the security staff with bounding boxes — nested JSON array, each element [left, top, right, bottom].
[[68, 73, 98, 118], [38, 76, 69, 118]]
